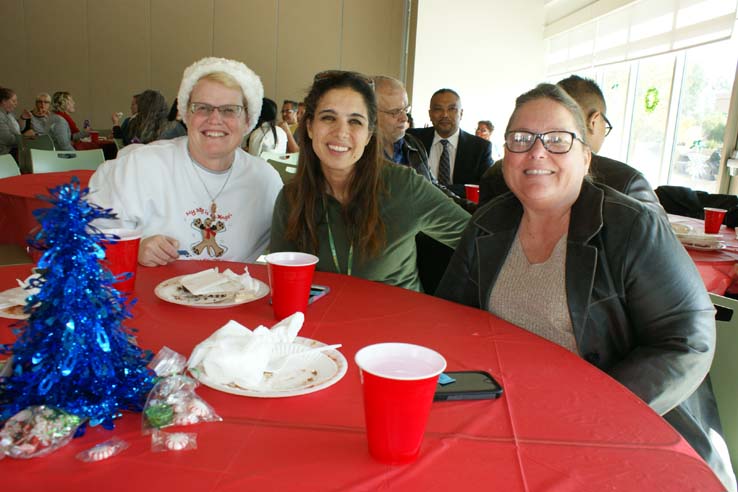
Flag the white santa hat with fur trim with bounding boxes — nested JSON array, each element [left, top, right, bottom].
[[177, 57, 263, 133]]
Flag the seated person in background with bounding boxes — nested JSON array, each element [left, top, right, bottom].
[[89, 57, 283, 267], [122, 89, 177, 144], [270, 71, 470, 292], [20, 92, 52, 135], [407, 88, 492, 197], [475, 120, 502, 160], [436, 83, 735, 492], [0, 87, 30, 155], [111, 93, 139, 145], [278, 98, 300, 153], [479, 76, 663, 216], [159, 97, 187, 140], [52, 91, 88, 142], [47, 112, 74, 150], [245, 97, 288, 156]]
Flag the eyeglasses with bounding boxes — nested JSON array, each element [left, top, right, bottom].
[[380, 105, 411, 118], [504, 130, 585, 154], [602, 113, 613, 137], [36, 100, 51, 104], [313, 70, 375, 90], [189, 102, 245, 119]]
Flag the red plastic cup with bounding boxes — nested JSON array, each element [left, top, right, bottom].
[[101, 228, 141, 293], [89, 131, 99, 143], [355, 343, 446, 464], [265, 252, 319, 320], [704, 208, 727, 234], [465, 184, 480, 203]]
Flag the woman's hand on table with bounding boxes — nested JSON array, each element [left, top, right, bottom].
[[139, 235, 180, 266]]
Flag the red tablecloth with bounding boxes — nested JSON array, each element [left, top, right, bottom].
[[74, 138, 118, 160], [669, 214, 738, 295], [0, 261, 723, 491], [0, 171, 93, 249]]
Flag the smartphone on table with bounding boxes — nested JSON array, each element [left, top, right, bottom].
[[308, 284, 330, 304], [434, 370, 503, 401]]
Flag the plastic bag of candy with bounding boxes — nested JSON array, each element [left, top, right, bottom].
[[142, 375, 221, 433], [0, 406, 83, 459], [151, 430, 197, 452], [148, 346, 187, 377]]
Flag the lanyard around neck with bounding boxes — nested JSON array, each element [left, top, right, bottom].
[[324, 197, 353, 276]]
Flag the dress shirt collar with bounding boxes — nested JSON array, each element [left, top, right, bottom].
[[432, 128, 460, 149]]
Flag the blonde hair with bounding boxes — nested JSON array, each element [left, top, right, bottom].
[[52, 91, 73, 112]]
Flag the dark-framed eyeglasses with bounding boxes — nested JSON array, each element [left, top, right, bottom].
[[313, 70, 375, 90], [504, 130, 585, 154], [380, 105, 411, 118], [189, 102, 245, 119], [36, 99, 51, 104], [602, 113, 613, 137]]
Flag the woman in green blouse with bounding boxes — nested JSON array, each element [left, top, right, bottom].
[[269, 71, 469, 292]]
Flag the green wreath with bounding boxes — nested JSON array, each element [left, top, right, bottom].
[[644, 87, 659, 113]]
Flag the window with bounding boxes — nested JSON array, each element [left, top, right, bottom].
[[571, 31, 738, 193]]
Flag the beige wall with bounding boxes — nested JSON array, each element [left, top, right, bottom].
[[1, 0, 408, 128]]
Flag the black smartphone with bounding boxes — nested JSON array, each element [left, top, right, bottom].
[[434, 370, 503, 401], [308, 284, 330, 304]]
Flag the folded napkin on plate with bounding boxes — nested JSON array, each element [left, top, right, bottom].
[[0, 274, 40, 310], [187, 312, 304, 388], [180, 267, 260, 296]]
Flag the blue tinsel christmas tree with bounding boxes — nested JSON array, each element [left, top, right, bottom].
[[0, 178, 154, 429]]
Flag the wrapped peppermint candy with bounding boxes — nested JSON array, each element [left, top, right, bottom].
[[151, 430, 197, 452], [0, 406, 83, 459], [76, 437, 129, 462]]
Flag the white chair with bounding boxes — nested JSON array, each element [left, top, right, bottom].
[[709, 292, 738, 475], [260, 150, 299, 166], [0, 154, 20, 178], [17, 134, 55, 174], [30, 149, 105, 173]]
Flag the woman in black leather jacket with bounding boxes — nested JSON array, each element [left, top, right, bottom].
[[436, 83, 735, 491]]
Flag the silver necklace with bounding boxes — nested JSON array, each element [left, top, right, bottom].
[[189, 153, 234, 218]]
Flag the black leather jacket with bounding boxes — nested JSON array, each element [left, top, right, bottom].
[[479, 154, 665, 218], [437, 180, 734, 489]]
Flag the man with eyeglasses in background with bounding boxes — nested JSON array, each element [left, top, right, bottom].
[[407, 88, 493, 199], [479, 75, 663, 216]]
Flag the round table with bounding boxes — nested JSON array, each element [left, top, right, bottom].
[[669, 214, 738, 295], [0, 261, 723, 491]]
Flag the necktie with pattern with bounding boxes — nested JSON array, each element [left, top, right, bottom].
[[438, 139, 451, 186]]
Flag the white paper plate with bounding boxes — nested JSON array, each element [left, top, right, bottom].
[[0, 305, 28, 320], [154, 274, 269, 309], [191, 337, 348, 398], [683, 242, 726, 251]]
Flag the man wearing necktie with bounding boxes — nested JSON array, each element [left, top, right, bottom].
[[408, 88, 492, 198]]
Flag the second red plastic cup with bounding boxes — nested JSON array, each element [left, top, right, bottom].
[[355, 343, 446, 464], [704, 207, 726, 234], [465, 184, 480, 203], [102, 228, 141, 293], [265, 252, 319, 320], [89, 131, 100, 143]]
